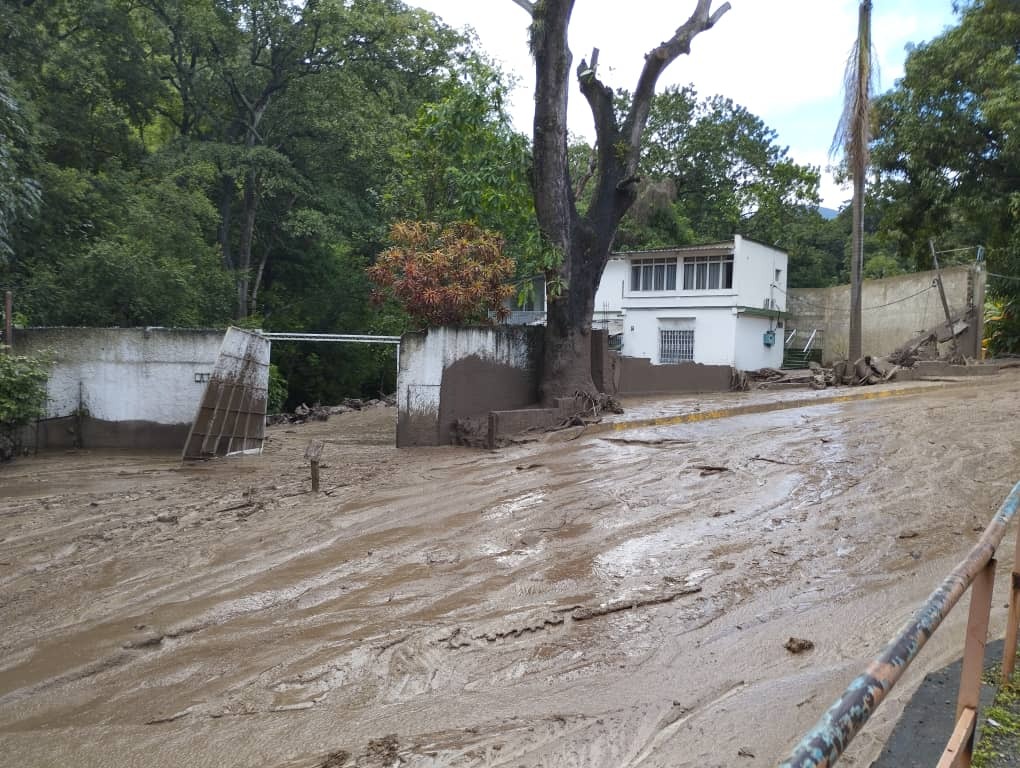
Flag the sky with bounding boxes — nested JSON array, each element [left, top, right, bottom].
[[410, 0, 960, 210]]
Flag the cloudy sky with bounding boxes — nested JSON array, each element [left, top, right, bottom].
[[410, 0, 959, 210]]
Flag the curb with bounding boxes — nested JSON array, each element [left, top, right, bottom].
[[587, 378, 990, 437]]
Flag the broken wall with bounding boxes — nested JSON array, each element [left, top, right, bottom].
[[787, 266, 984, 363], [16, 327, 224, 450]]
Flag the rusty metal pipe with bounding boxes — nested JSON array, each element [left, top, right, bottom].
[[779, 480, 1020, 768]]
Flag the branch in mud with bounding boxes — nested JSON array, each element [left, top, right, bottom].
[[570, 585, 702, 621]]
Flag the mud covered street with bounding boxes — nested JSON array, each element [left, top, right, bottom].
[[2, 375, 1020, 767]]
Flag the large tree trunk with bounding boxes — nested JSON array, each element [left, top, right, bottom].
[[524, 0, 729, 403], [236, 170, 257, 320], [218, 174, 234, 271]]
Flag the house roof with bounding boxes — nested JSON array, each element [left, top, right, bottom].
[[610, 241, 734, 260], [610, 236, 787, 260]]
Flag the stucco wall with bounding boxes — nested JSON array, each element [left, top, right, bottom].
[[17, 327, 224, 449], [594, 258, 629, 313], [733, 236, 788, 311], [396, 326, 542, 447], [787, 266, 981, 362], [622, 308, 737, 366], [734, 315, 784, 370]]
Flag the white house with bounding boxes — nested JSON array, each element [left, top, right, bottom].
[[594, 236, 788, 370]]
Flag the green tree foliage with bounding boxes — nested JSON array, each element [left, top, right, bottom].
[[0, 0, 475, 404], [382, 59, 550, 283], [872, 0, 1019, 278], [627, 85, 821, 247], [611, 85, 845, 288], [0, 352, 48, 460], [0, 71, 41, 261]]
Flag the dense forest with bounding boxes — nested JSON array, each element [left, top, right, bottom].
[[0, 0, 1016, 405]]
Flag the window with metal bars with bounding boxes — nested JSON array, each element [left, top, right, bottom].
[[659, 329, 695, 364]]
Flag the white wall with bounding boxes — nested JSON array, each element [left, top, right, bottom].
[[396, 326, 540, 446], [594, 257, 629, 314], [622, 308, 737, 366], [734, 315, 784, 370], [733, 235, 789, 311], [18, 328, 224, 424]]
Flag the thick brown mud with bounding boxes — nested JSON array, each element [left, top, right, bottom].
[[2, 375, 1020, 767]]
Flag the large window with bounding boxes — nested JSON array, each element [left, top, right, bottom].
[[660, 329, 695, 363], [630, 258, 677, 291], [682, 254, 734, 290]]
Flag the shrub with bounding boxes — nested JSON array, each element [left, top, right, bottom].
[[367, 221, 514, 327], [0, 351, 48, 460]]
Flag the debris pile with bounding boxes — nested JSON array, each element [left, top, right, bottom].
[[267, 396, 394, 425], [751, 356, 901, 390]]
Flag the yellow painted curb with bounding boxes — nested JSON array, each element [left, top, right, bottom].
[[587, 379, 977, 437]]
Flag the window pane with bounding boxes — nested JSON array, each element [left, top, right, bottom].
[[642, 263, 653, 290], [666, 263, 677, 290], [683, 262, 694, 289], [724, 260, 734, 288], [631, 265, 641, 291], [708, 262, 720, 289], [653, 264, 665, 290], [696, 262, 707, 289]]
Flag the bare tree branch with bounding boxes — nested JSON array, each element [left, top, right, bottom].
[[623, 0, 731, 169], [577, 48, 617, 150], [509, 0, 535, 13]]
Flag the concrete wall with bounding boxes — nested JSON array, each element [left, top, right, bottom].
[[397, 324, 737, 448], [733, 236, 788, 311], [595, 257, 629, 314], [616, 357, 733, 395], [396, 326, 542, 447], [17, 327, 224, 449], [787, 266, 982, 362], [622, 308, 737, 366], [734, 315, 784, 370]]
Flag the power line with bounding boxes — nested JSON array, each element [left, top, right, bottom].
[[772, 282, 938, 314], [987, 272, 1020, 282]]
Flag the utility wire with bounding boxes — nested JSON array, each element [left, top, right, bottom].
[[771, 282, 937, 314], [987, 272, 1020, 282]]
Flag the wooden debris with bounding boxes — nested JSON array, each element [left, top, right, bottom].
[[305, 440, 324, 493]]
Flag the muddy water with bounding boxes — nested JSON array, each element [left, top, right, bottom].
[[1, 377, 1019, 768]]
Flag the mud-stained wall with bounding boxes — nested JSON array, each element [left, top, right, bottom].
[[788, 266, 984, 362], [617, 357, 733, 395], [397, 326, 542, 447], [17, 327, 224, 450]]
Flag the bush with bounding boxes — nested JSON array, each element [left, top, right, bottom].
[[0, 351, 48, 460], [268, 363, 288, 414], [366, 221, 514, 327]]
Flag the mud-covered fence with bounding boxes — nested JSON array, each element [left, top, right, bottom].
[[780, 481, 1020, 767]]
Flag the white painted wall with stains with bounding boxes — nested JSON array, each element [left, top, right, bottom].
[[17, 327, 224, 425]]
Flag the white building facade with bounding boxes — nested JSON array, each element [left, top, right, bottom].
[[595, 236, 788, 371]]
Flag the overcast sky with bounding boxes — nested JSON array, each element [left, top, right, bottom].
[[410, 0, 959, 210]]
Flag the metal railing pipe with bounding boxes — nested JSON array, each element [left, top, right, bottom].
[[779, 479, 1020, 768], [803, 329, 818, 354]]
